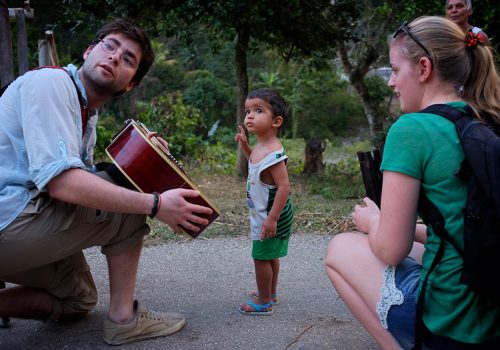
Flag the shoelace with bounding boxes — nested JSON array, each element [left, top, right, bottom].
[[141, 308, 163, 321]]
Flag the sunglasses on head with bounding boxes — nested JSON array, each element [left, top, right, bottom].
[[393, 21, 431, 57]]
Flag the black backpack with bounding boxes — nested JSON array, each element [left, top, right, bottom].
[[414, 104, 500, 349]]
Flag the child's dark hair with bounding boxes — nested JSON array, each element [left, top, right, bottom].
[[247, 88, 289, 133], [92, 18, 155, 86]]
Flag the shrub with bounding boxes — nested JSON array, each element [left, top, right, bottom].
[[136, 92, 207, 158], [93, 114, 122, 162]]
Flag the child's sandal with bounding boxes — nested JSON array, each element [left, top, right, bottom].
[[239, 300, 273, 316], [249, 290, 279, 304]]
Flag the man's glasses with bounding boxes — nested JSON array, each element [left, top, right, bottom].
[[393, 22, 431, 57], [99, 39, 138, 69]]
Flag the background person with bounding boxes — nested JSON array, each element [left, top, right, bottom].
[[446, 0, 490, 45], [0, 18, 212, 345], [325, 16, 500, 349]]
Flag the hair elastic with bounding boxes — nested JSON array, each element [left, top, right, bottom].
[[465, 31, 483, 49]]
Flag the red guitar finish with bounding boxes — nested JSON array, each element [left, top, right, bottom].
[[106, 120, 220, 238]]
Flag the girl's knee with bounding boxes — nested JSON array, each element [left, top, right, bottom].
[[325, 232, 366, 268], [326, 232, 359, 254], [326, 233, 348, 267]]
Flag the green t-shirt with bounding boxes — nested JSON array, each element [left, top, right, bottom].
[[381, 102, 500, 343]]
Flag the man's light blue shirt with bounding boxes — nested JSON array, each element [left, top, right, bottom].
[[0, 64, 98, 230]]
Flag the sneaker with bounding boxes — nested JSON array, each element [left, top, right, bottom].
[[103, 300, 186, 345]]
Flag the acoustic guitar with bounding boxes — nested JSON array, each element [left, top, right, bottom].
[[106, 119, 220, 238]]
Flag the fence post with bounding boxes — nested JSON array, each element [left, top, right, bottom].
[[15, 8, 29, 74], [38, 30, 60, 67], [0, 0, 15, 88], [0, 1, 34, 87]]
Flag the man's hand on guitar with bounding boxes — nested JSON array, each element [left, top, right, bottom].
[[157, 189, 213, 234], [147, 132, 170, 155]]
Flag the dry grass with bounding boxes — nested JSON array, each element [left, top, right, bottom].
[[147, 172, 361, 243]]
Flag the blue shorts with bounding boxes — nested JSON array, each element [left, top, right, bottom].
[[380, 258, 500, 349], [377, 257, 421, 349]]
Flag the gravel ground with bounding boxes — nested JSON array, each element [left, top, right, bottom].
[[0, 233, 378, 350]]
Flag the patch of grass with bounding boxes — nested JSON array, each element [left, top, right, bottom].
[[147, 172, 363, 242], [147, 174, 247, 241], [147, 136, 368, 242]]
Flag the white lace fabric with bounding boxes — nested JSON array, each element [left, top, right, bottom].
[[376, 265, 404, 329]]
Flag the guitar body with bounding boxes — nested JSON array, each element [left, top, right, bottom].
[[106, 120, 220, 238]]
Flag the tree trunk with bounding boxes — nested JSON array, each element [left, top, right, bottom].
[[303, 138, 325, 175], [353, 79, 382, 137], [337, 40, 382, 137], [235, 27, 249, 178]]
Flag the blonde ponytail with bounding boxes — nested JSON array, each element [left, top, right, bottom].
[[395, 16, 500, 124]]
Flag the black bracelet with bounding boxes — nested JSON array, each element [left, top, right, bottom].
[[149, 192, 160, 218]]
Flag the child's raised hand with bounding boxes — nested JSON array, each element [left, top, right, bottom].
[[234, 125, 248, 145]]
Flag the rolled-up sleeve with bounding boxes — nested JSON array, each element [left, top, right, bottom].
[[19, 69, 86, 191]]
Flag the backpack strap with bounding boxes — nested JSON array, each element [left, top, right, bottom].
[[413, 229, 446, 350], [414, 191, 465, 349], [31, 66, 89, 137], [417, 103, 468, 255], [418, 194, 463, 255], [413, 104, 469, 349], [2, 66, 89, 138], [419, 103, 472, 124]]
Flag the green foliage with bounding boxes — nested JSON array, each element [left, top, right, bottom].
[[311, 137, 371, 199], [208, 126, 238, 148], [364, 74, 392, 108], [101, 40, 187, 120], [178, 0, 357, 56], [148, 136, 365, 240], [185, 126, 239, 175], [472, 1, 499, 52], [93, 114, 121, 162], [327, 157, 361, 176], [136, 92, 206, 158], [304, 170, 364, 201], [183, 70, 234, 127], [399, 0, 444, 20], [20, 0, 498, 179], [281, 138, 305, 175], [143, 41, 187, 93], [284, 62, 365, 139], [191, 141, 237, 175], [256, 71, 285, 90], [304, 149, 367, 200]]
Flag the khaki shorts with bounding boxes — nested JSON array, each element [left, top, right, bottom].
[[0, 172, 149, 319]]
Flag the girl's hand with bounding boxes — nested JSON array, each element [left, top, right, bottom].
[[234, 125, 248, 145], [352, 197, 380, 234]]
